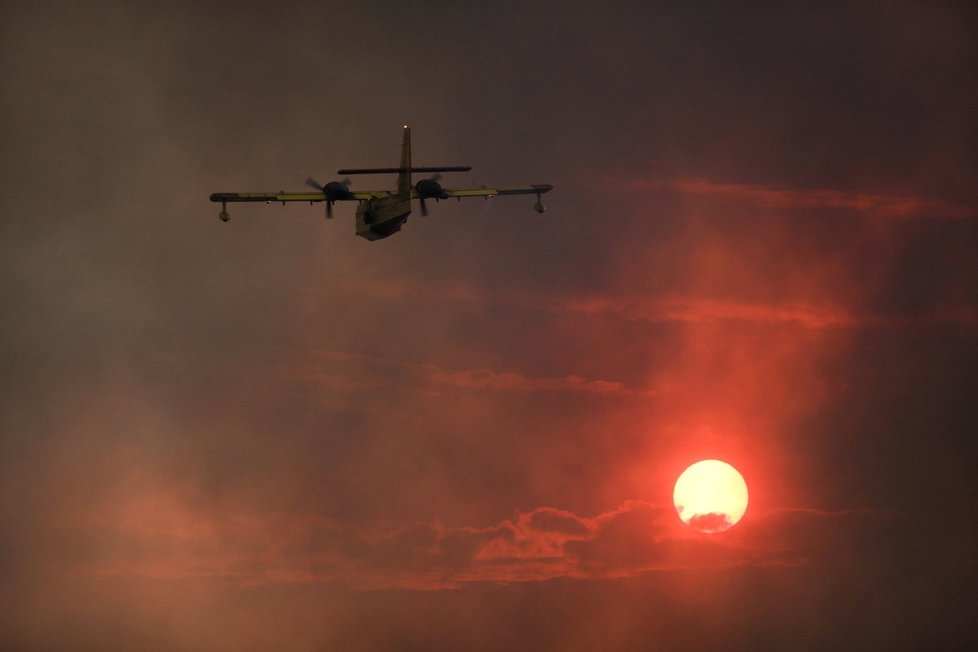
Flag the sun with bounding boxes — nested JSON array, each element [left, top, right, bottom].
[[673, 459, 749, 533]]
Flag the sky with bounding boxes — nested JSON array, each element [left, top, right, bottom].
[[1, 1, 976, 649]]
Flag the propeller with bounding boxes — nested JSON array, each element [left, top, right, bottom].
[[305, 176, 352, 219], [305, 176, 325, 191], [417, 172, 442, 217]]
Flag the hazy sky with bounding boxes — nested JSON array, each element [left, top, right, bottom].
[[2, 1, 976, 649]]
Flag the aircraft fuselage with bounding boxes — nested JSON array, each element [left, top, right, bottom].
[[355, 125, 415, 240], [356, 193, 412, 240]]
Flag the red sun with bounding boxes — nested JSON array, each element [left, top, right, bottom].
[[673, 459, 749, 533]]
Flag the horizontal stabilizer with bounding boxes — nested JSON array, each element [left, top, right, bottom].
[[337, 166, 472, 175], [209, 190, 384, 203]]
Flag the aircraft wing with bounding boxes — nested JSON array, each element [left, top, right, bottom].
[[210, 191, 386, 203], [435, 184, 554, 199]]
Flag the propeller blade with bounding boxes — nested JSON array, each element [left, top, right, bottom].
[[420, 197, 428, 216], [305, 177, 325, 192], [326, 201, 333, 219], [342, 177, 352, 187], [430, 172, 442, 182]]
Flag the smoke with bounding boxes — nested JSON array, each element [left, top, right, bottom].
[[2, 1, 976, 650]]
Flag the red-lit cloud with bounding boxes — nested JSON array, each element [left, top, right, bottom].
[[278, 349, 656, 397], [629, 177, 976, 220], [65, 466, 887, 591], [338, 280, 977, 331]]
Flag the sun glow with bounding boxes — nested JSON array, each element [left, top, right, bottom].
[[673, 459, 749, 533]]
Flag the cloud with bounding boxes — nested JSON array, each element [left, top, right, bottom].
[[338, 279, 977, 331], [629, 177, 976, 221], [62, 472, 888, 591], [686, 512, 733, 534], [279, 349, 655, 397], [556, 295, 872, 329], [427, 368, 647, 395]]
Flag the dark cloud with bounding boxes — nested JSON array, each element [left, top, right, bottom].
[[686, 512, 733, 534], [526, 506, 591, 537]]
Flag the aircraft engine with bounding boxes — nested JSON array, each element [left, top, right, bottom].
[[323, 180, 353, 200], [305, 177, 354, 218], [415, 175, 448, 216], [414, 178, 447, 200]]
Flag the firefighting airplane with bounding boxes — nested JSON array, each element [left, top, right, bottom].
[[209, 126, 554, 241]]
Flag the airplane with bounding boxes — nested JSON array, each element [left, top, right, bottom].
[[209, 126, 554, 241]]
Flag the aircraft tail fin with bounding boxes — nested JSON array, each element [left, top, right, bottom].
[[333, 127, 472, 196], [397, 125, 411, 196]]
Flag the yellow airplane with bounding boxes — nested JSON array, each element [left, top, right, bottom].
[[210, 126, 554, 241]]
